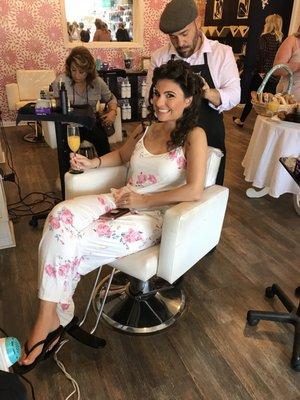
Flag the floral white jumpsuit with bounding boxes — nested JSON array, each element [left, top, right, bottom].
[[38, 129, 187, 325]]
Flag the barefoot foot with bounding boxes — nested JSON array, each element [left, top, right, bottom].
[[20, 312, 61, 366]]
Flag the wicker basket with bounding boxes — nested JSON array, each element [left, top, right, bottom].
[[251, 100, 297, 117], [252, 64, 295, 117]]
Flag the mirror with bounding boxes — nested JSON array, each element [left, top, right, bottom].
[[60, 0, 144, 48]]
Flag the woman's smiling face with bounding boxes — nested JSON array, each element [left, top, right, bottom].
[[152, 79, 192, 122]]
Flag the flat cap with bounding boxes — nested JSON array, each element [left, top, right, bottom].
[[159, 0, 198, 34]]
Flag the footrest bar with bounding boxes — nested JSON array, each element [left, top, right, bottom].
[[67, 322, 106, 348]]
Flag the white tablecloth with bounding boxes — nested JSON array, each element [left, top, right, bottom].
[[242, 115, 300, 198]]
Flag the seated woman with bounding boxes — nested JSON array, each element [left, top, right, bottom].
[[18, 60, 207, 373], [52, 46, 117, 156]]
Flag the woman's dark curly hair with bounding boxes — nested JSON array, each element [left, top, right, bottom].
[[147, 60, 204, 150], [65, 46, 97, 87]]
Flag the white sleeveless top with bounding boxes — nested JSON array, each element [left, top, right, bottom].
[[126, 127, 187, 195]]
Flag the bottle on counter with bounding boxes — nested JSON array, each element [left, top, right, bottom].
[[40, 90, 46, 100], [125, 78, 131, 99], [141, 100, 148, 119], [48, 84, 56, 109], [121, 101, 127, 120], [141, 79, 147, 98], [57, 78, 62, 91], [126, 100, 132, 120], [121, 79, 127, 99], [59, 82, 68, 115]]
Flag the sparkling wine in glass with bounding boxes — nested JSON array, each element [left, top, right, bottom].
[[67, 124, 83, 174]]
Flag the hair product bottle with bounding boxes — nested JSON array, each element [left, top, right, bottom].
[[60, 82, 68, 115]]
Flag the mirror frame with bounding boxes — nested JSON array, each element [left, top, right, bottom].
[[60, 0, 144, 49]]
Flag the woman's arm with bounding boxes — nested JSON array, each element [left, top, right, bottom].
[[101, 94, 118, 124], [97, 78, 118, 124], [115, 127, 208, 209], [273, 36, 300, 75], [70, 124, 145, 170]]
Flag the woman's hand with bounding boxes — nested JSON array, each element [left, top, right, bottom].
[[101, 110, 116, 125], [114, 188, 147, 209], [70, 153, 99, 171]]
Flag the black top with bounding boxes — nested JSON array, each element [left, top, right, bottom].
[[116, 28, 130, 42], [257, 33, 281, 74]]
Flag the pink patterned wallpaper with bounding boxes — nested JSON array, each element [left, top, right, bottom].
[[0, 0, 206, 122]]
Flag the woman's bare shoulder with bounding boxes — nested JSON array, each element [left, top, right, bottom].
[[188, 126, 207, 142], [127, 123, 145, 141]]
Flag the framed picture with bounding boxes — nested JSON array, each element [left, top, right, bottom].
[[213, 0, 223, 20], [141, 57, 151, 71], [237, 0, 251, 20]]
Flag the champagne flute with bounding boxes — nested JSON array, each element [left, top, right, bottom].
[[67, 124, 83, 174]]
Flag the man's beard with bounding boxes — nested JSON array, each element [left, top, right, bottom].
[[176, 31, 200, 58]]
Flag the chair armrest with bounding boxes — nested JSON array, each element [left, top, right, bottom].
[[5, 83, 20, 111], [64, 165, 128, 199], [157, 185, 229, 283]]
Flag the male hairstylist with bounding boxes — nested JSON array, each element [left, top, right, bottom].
[[147, 0, 241, 184]]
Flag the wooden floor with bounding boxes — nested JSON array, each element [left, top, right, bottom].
[[1, 109, 299, 400]]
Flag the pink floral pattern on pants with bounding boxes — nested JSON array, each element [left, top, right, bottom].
[[38, 193, 163, 319]]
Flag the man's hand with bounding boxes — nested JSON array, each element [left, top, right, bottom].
[[201, 77, 222, 107]]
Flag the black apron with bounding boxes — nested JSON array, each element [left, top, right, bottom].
[[71, 86, 110, 157], [171, 53, 226, 185]]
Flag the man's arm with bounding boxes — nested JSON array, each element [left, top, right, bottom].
[[208, 44, 241, 112], [145, 55, 159, 102], [202, 84, 222, 107]]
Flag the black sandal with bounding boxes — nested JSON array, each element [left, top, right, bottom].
[[13, 316, 78, 375]]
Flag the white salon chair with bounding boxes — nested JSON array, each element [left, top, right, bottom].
[[5, 69, 56, 142], [64, 147, 229, 339]]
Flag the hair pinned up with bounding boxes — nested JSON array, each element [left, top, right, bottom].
[[148, 60, 204, 150]]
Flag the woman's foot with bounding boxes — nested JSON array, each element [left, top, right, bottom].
[[232, 117, 244, 127], [19, 312, 60, 366]]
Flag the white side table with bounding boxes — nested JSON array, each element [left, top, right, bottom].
[[242, 115, 300, 198], [0, 141, 16, 249]]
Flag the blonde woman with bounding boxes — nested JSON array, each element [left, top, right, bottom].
[[273, 26, 300, 101], [233, 14, 283, 127], [93, 19, 111, 42]]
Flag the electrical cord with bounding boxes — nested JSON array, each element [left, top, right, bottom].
[[0, 112, 62, 220], [54, 340, 81, 400], [7, 190, 61, 220]]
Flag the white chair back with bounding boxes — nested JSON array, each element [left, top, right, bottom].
[[16, 70, 56, 101]]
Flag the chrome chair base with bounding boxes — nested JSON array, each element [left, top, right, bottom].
[[93, 272, 186, 334], [24, 122, 45, 143]]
